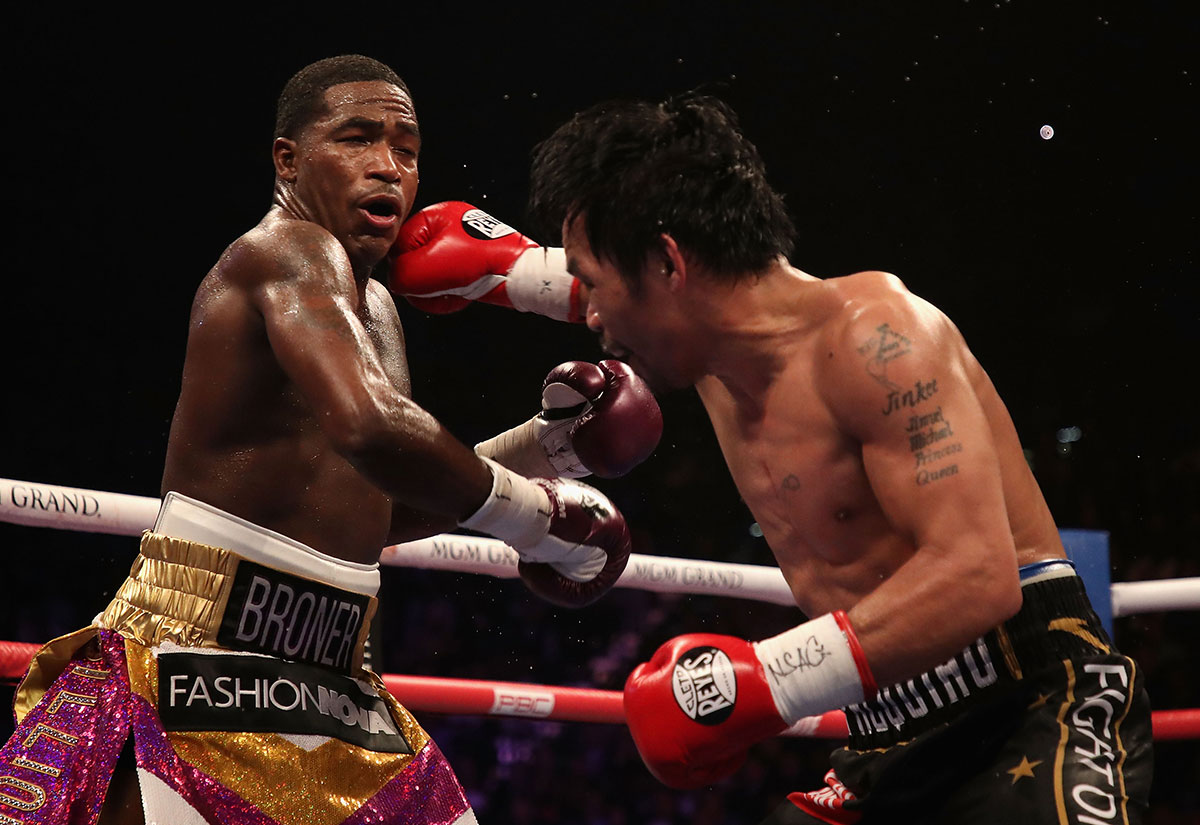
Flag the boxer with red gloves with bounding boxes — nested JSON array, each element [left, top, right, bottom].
[[529, 94, 1152, 823], [389, 200, 584, 322], [623, 614, 876, 789], [475, 359, 663, 479]]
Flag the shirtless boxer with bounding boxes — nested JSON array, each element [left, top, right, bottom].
[[0, 56, 659, 825], [527, 94, 1153, 823]]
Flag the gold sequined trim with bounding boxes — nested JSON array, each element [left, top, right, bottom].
[[165, 674, 431, 825]]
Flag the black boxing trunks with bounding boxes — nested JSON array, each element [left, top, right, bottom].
[[761, 560, 1154, 825], [1, 493, 477, 825]]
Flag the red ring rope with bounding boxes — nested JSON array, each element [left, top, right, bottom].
[[1, 640, 1195, 740]]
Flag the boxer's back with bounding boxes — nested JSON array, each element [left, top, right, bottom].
[[161, 218, 399, 563]]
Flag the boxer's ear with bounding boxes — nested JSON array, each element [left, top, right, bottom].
[[274, 137, 299, 182], [658, 233, 689, 293]]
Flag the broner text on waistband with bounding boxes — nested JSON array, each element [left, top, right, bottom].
[[217, 560, 370, 673]]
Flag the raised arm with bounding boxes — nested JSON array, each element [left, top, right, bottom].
[[820, 287, 1022, 685], [244, 221, 493, 518], [229, 222, 632, 607]]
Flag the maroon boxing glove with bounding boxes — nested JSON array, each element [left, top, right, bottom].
[[540, 359, 663, 478], [389, 201, 584, 322], [475, 360, 663, 479], [459, 457, 631, 608]]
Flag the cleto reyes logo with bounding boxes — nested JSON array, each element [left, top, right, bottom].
[[461, 208, 517, 241], [672, 646, 737, 725]]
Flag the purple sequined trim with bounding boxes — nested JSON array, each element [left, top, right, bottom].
[[0, 629, 132, 825], [2, 631, 472, 825], [341, 741, 472, 825], [130, 695, 280, 824]]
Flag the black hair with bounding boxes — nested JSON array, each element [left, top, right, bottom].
[[528, 93, 795, 285], [275, 54, 411, 140]]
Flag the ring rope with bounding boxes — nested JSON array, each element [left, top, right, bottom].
[[0, 640, 1195, 740], [3, 478, 1198, 615], [1, 478, 1197, 741]]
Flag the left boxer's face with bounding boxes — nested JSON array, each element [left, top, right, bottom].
[[564, 217, 697, 391], [282, 80, 421, 270]]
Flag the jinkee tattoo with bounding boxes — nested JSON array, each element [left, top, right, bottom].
[[859, 324, 960, 484], [882, 378, 939, 416]]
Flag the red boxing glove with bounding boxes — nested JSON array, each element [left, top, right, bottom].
[[625, 615, 876, 789], [540, 360, 663, 478], [623, 634, 789, 789], [389, 201, 584, 322], [459, 458, 631, 608]]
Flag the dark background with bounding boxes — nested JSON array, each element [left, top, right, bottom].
[[3, 2, 1197, 821]]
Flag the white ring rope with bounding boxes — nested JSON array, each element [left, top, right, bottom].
[[383, 536, 799, 605], [3, 477, 1197, 617]]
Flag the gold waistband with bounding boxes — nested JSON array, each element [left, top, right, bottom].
[[98, 532, 377, 672]]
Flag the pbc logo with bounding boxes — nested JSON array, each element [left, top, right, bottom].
[[461, 208, 517, 240], [490, 689, 555, 718], [672, 646, 737, 725]]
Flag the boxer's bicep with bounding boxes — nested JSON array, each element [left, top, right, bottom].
[[363, 279, 413, 398], [826, 304, 1016, 570], [252, 242, 412, 449], [820, 303, 1023, 679]]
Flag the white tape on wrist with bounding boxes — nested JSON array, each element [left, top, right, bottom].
[[506, 247, 576, 320], [458, 457, 550, 548], [474, 417, 557, 478], [752, 613, 866, 724], [473, 415, 588, 479]]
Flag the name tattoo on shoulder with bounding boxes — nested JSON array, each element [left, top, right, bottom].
[[858, 323, 912, 392], [882, 378, 939, 416], [905, 406, 962, 486], [858, 323, 961, 485]]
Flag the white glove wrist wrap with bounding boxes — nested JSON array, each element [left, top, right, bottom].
[[752, 613, 867, 724], [474, 415, 589, 479], [507, 247, 576, 321], [458, 457, 550, 548], [474, 417, 557, 478]]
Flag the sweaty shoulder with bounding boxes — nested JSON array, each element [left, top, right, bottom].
[[213, 213, 352, 293], [818, 271, 938, 345], [814, 271, 964, 431]]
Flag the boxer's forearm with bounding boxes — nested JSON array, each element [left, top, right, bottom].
[[385, 499, 459, 545], [335, 398, 494, 521], [846, 543, 1022, 687]]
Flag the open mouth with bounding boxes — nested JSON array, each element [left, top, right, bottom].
[[364, 201, 397, 218], [601, 339, 632, 360], [359, 195, 403, 228]]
